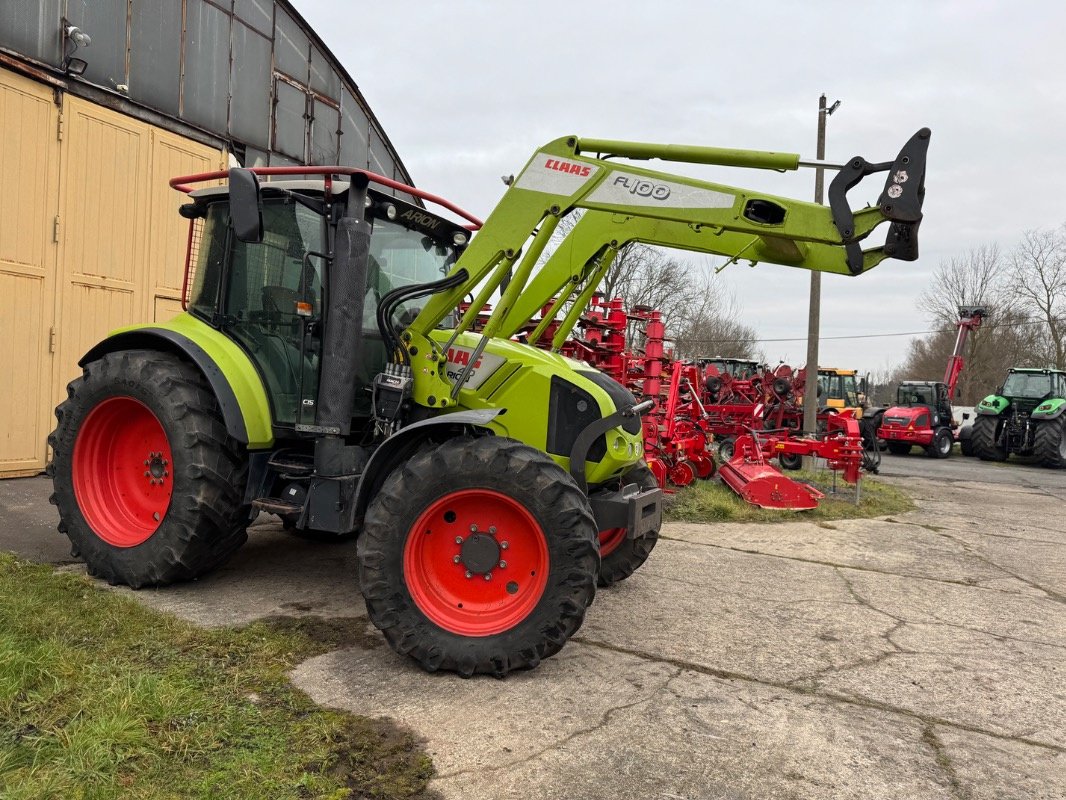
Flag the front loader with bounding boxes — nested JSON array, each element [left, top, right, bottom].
[[49, 126, 930, 676]]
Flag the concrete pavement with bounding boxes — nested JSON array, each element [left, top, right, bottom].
[[1, 458, 1063, 798]]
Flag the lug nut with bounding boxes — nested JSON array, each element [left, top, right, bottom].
[[500, 541, 509, 550], [465, 570, 472, 579], [470, 524, 477, 532], [144, 471, 150, 477], [499, 560, 507, 568], [453, 555, 461, 564], [455, 536, 463, 544], [488, 526, 497, 534], [144, 460, 150, 466], [484, 572, 492, 581]]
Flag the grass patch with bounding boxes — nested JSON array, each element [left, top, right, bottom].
[[665, 470, 915, 524], [0, 554, 434, 799]]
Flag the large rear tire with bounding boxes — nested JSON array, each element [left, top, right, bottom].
[[1033, 417, 1066, 468], [49, 350, 249, 588], [597, 463, 660, 588], [972, 415, 1007, 461], [357, 436, 598, 677]]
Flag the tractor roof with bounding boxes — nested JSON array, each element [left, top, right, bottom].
[[1008, 367, 1065, 375]]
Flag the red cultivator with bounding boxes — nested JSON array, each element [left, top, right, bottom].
[[525, 293, 871, 508]]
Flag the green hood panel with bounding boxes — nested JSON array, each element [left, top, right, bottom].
[[976, 395, 1008, 415], [1032, 396, 1066, 419]]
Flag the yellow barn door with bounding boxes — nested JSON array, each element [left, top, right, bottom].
[[0, 70, 60, 477]]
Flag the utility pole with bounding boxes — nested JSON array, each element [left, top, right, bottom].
[[802, 94, 840, 465]]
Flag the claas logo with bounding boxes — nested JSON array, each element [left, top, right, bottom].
[[543, 157, 592, 177], [447, 348, 483, 369]]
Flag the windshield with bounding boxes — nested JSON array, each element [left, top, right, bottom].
[[1002, 372, 1052, 399], [897, 385, 932, 405], [365, 216, 458, 330]]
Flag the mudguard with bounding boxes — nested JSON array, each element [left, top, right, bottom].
[[976, 395, 1008, 415], [78, 313, 274, 448], [1032, 397, 1066, 420]]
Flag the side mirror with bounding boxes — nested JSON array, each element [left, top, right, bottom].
[[229, 168, 263, 243]]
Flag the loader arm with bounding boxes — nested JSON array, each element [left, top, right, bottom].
[[404, 129, 930, 408]]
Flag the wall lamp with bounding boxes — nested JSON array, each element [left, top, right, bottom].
[[61, 17, 91, 76]]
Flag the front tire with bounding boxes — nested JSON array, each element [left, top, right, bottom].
[[972, 415, 1007, 461], [886, 441, 911, 456], [49, 350, 249, 588], [927, 428, 953, 459], [357, 436, 598, 677], [597, 463, 660, 588], [779, 453, 802, 471], [1034, 417, 1066, 468]]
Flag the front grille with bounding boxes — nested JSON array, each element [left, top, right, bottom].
[[547, 376, 606, 461]]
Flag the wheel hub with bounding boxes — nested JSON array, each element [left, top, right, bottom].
[[145, 452, 169, 485], [460, 531, 501, 575]]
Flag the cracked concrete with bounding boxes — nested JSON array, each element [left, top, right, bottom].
[[2, 452, 1064, 797]]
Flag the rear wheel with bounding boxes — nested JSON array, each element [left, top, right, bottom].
[[927, 428, 953, 458], [717, 437, 736, 462], [972, 415, 1007, 461], [597, 463, 660, 588], [1033, 417, 1066, 468], [778, 453, 802, 471], [357, 436, 598, 677], [49, 350, 249, 587], [886, 441, 911, 456]]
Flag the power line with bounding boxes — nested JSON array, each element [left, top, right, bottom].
[[671, 317, 1055, 346]]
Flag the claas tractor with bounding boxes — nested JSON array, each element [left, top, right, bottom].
[[49, 127, 930, 676], [967, 367, 1066, 467]]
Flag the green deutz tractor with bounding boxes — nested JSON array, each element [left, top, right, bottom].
[[969, 367, 1066, 467], [49, 128, 930, 676]]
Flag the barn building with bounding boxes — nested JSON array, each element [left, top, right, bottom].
[[0, 0, 412, 476]]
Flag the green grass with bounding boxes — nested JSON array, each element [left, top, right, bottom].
[[665, 469, 915, 524], [0, 554, 433, 800]]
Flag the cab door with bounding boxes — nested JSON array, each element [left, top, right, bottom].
[[218, 198, 325, 428]]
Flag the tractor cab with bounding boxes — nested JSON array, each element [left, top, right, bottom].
[[180, 177, 469, 431], [895, 380, 951, 418]]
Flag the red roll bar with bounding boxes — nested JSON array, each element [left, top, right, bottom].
[[169, 165, 483, 231]]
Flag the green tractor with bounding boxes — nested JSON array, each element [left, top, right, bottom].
[[968, 368, 1066, 467], [49, 128, 930, 676]]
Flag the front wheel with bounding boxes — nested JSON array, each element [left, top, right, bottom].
[[48, 350, 249, 588], [886, 441, 911, 456], [1033, 417, 1066, 468], [927, 428, 953, 459], [357, 436, 599, 677]]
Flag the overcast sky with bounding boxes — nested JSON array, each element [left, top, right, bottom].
[[297, 0, 1066, 372]]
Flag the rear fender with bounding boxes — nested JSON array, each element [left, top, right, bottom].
[[78, 314, 273, 448], [976, 395, 1008, 416], [1032, 397, 1066, 420]]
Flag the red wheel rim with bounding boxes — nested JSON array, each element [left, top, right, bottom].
[[403, 489, 549, 636], [598, 527, 627, 557], [72, 396, 173, 547]]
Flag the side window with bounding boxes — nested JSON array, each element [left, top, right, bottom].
[[187, 205, 230, 319]]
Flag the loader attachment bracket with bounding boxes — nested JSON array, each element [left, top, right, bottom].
[[828, 127, 930, 275]]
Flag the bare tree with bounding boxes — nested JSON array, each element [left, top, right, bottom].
[[908, 246, 1041, 404], [1009, 226, 1066, 369]]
